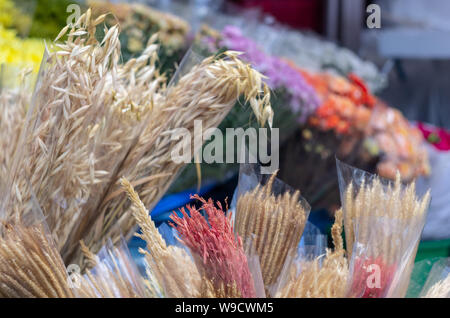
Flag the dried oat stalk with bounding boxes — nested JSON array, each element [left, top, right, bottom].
[[235, 172, 309, 295]]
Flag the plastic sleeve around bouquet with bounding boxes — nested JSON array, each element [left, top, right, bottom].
[[420, 258, 450, 298], [0, 184, 74, 298], [234, 162, 311, 296], [271, 209, 349, 298], [336, 158, 431, 298], [75, 238, 153, 298]]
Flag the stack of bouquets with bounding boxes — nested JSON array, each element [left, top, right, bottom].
[[0, 158, 437, 297]]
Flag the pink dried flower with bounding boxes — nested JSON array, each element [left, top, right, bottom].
[[170, 194, 256, 298]]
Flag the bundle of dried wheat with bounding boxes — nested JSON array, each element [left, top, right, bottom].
[[0, 222, 74, 298], [235, 172, 309, 295], [78, 50, 273, 266], [341, 170, 430, 297], [0, 69, 32, 187], [274, 209, 348, 298]]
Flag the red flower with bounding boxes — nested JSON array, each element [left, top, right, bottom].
[[417, 122, 450, 151]]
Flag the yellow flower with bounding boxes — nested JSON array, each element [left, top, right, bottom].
[[0, 24, 45, 73]]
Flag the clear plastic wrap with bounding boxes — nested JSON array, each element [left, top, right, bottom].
[[337, 158, 431, 298], [233, 162, 311, 296], [75, 238, 152, 298], [420, 258, 450, 298], [272, 208, 348, 298]]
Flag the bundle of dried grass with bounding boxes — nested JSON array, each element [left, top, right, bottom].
[[75, 241, 153, 298], [235, 172, 309, 295], [6, 9, 272, 268], [341, 171, 430, 297], [120, 178, 201, 297], [274, 209, 348, 298], [170, 195, 256, 298], [422, 274, 450, 298], [0, 222, 74, 298]]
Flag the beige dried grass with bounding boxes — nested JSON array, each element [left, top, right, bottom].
[[235, 172, 308, 295], [342, 171, 430, 297], [120, 177, 201, 297], [0, 222, 74, 298], [0, 69, 32, 188]]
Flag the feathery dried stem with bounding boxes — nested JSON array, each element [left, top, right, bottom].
[[120, 178, 200, 297], [76, 241, 152, 298], [170, 194, 256, 298]]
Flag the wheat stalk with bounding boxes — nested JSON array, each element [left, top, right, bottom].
[[120, 177, 201, 297]]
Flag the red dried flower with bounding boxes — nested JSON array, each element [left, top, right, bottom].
[[170, 195, 256, 298]]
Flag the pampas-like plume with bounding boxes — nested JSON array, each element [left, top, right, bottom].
[[235, 172, 309, 295], [120, 177, 201, 297], [170, 194, 256, 298], [0, 222, 74, 298], [274, 209, 348, 298]]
